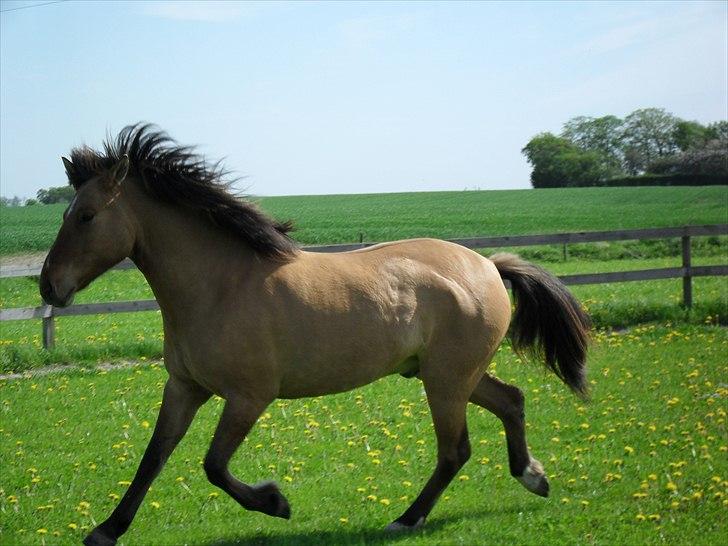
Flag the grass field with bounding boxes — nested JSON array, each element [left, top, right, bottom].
[[1, 186, 727, 544], [1, 325, 726, 545], [1, 186, 726, 255]]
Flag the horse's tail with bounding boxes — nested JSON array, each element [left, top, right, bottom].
[[490, 253, 591, 399]]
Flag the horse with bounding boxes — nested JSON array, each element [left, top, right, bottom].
[[39, 124, 590, 546]]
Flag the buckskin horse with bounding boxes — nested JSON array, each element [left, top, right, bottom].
[[39, 124, 590, 546]]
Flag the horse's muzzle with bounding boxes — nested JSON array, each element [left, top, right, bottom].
[[39, 275, 75, 307]]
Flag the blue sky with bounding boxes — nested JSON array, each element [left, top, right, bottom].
[[1, 0, 726, 198]]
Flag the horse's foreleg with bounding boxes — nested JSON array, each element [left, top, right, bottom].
[[469, 373, 549, 497], [84, 377, 210, 546], [203, 396, 290, 519], [387, 386, 471, 531]]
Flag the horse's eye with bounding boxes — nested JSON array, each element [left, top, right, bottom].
[[79, 211, 95, 224]]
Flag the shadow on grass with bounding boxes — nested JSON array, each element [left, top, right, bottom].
[[201, 502, 544, 546]]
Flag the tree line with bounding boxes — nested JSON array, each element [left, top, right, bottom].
[[522, 108, 728, 188], [0, 185, 75, 207]]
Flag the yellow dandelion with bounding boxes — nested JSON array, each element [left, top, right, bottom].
[[636, 514, 646, 522], [150, 501, 160, 509]]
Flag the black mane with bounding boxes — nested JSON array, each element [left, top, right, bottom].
[[67, 123, 298, 260]]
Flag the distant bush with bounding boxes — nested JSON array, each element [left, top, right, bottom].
[[594, 174, 727, 187]]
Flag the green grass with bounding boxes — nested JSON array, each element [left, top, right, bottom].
[[2, 186, 727, 255], [1, 325, 725, 545], [1, 188, 726, 544]]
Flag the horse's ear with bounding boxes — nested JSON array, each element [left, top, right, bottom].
[[107, 154, 129, 187], [61, 157, 74, 180]]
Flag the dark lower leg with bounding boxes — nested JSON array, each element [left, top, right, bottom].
[[470, 373, 530, 476], [389, 382, 471, 529], [470, 374, 549, 496], [84, 378, 210, 546], [391, 427, 471, 528], [203, 397, 289, 519]]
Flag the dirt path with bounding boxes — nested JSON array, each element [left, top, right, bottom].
[[0, 251, 47, 267], [0, 359, 162, 381]]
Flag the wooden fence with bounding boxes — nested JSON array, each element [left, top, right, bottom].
[[1, 224, 726, 349]]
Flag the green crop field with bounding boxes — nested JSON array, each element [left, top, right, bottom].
[[1, 186, 727, 255]]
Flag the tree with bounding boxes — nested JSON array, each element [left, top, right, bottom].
[[522, 132, 609, 188], [561, 115, 625, 176], [705, 121, 728, 143], [0, 196, 23, 207], [36, 185, 75, 204], [672, 120, 710, 152], [622, 108, 680, 174]]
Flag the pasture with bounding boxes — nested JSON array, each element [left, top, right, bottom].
[[1, 325, 726, 545], [0, 185, 727, 544]]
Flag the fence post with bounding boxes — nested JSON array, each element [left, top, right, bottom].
[[682, 235, 692, 308], [42, 305, 55, 349]]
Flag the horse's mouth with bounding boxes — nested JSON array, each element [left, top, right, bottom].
[[55, 291, 76, 307], [41, 286, 76, 308]]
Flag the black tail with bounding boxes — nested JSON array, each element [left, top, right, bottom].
[[491, 253, 591, 399]]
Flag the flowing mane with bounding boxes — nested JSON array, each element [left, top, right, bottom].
[[66, 123, 298, 260]]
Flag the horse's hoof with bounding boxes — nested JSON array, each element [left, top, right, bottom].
[[83, 528, 117, 546], [385, 516, 425, 532], [252, 481, 291, 519], [517, 458, 550, 497]]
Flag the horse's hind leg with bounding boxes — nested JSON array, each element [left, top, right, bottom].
[[387, 379, 472, 531], [84, 377, 211, 546], [470, 373, 549, 497], [203, 396, 291, 519]]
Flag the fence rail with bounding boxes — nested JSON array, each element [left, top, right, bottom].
[[1, 224, 726, 349]]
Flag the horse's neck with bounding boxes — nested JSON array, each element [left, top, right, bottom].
[[128, 189, 254, 316]]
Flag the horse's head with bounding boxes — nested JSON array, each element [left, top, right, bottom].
[[40, 155, 136, 307]]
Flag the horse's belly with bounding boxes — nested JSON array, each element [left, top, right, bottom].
[[276, 326, 422, 398]]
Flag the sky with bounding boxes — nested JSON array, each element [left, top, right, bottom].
[[0, 0, 726, 199]]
